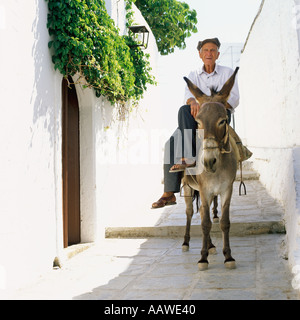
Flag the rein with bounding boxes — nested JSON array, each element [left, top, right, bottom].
[[202, 136, 231, 154]]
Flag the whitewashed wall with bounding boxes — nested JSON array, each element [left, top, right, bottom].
[[0, 0, 163, 295], [93, 2, 165, 232], [236, 0, 300, 289], [0, 0, 60, 294], [75, 1, 165, 240]]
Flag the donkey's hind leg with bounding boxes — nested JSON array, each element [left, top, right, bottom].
[[207, 234, 217, 255], [182, 185, 194, 252], [212, 196, 219, 223]]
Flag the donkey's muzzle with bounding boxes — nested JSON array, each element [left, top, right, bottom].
[[202, 138, 219, 173], [204, 157, 217, 173]]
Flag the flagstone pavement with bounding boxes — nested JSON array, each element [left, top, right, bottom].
[[7, 174, 300, 300]]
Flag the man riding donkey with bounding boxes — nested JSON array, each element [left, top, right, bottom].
[[152, 38, 252, 209]]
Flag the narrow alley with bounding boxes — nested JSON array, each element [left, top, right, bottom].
[[9, 165, 300, 300]]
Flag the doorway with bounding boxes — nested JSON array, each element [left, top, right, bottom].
[[62, 77, 81, 248]]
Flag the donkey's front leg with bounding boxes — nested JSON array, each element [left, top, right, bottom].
[[220, 187, 236, 269], [182, 185, 194, 252], [198, 202, 212, 271]]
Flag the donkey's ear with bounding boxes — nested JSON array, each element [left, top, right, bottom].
[[217, 67, 239, 101], [184, 77, 205, 100]]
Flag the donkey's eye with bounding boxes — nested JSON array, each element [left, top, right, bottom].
[[218, 119, 226, 126]]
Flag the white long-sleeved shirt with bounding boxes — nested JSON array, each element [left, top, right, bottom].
[[183, 64, 239, 112]]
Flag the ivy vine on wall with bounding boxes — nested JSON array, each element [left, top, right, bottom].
[[46, 0, 155, 104], [132, 0, 198, 55]]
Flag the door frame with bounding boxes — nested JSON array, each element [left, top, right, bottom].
[[62, 76, 81, 248]]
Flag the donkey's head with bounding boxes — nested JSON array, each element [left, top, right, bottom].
[[184, 67, 239, 173]]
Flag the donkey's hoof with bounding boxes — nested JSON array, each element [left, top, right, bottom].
[[182, 245, 189, 252], [198, 262, 208, 271], [208, 246, 217, 255], [224, 260, 236, 269], [213, 217, 219, 223]]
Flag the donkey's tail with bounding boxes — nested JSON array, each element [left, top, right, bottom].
[[193, 190, 200, 212]]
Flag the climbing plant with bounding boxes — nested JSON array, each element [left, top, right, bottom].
[[46, 0, 155, 104], [132, 0, 198, 55]]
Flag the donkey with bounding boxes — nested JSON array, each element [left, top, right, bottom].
[[181, 67, 239, 271]]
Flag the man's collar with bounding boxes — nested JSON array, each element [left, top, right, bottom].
[[199, 64, 219, 75]]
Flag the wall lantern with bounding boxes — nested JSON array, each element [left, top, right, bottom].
[[128, 25, 149, 50]]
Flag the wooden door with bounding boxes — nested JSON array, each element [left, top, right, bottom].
[[62, 77, 81, 248]]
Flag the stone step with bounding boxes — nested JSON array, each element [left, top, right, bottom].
[[235, 161, 260, 181], [235, 169, 260, 181], [105, 175, 283, 240], [105, 220, 285, 238]]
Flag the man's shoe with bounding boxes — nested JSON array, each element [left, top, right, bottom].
[[151, 195, 177, 209], [169, 159, 196, 173]]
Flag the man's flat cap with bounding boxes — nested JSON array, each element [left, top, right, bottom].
[[197, 38, 221, 50]]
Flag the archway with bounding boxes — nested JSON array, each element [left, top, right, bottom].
[[62, 77, 81, 248]]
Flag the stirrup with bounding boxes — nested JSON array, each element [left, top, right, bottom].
[[239, 181, 246, 196], [238, 161, 247, 196]]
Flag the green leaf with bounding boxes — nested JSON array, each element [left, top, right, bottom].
[[134, 0, 198, 55], [46, 0, 155, 103]]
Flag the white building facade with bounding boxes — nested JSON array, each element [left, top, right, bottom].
[[236, 0, 300, 289], [0, 0, 163, 294]]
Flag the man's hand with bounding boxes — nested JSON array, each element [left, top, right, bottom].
[[189, 99, 201, 119]]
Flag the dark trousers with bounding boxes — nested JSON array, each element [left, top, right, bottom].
[[163, 105, 231, 193]]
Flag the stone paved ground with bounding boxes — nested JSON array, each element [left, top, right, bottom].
[[9, 235, 300, 300], [7, 168, 300, 300]]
